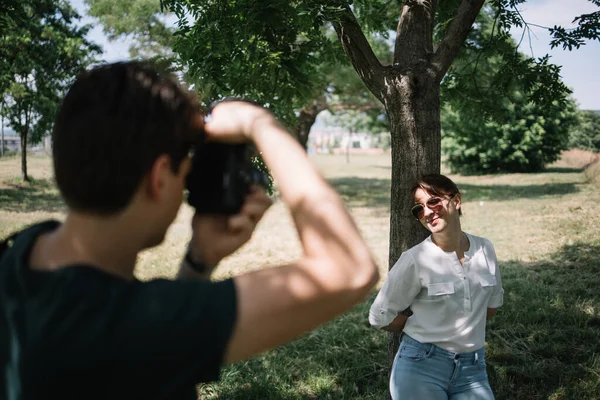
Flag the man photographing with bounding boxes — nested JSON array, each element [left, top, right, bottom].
[[0, 61, 379, 399]]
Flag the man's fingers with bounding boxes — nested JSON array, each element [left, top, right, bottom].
[[192, 213, 228, 232], [203, 101, 270, 142], [227, 215, 254, 233], [242, 197, 271, 222], [245, 186, 273, 210]]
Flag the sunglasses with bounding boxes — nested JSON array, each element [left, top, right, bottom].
[[410, 195, 454, 220]]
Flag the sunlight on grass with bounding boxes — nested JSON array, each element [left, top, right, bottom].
[[1, 151, 599, 399]]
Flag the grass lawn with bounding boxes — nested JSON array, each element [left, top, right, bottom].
[[1, 152, 599, 399]]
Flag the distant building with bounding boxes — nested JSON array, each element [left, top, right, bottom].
[[0, 127, 51, 154], [308, 126, 391, 155], [1, 131, 20, 151]]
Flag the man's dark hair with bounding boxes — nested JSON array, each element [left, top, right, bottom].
[[411, 174, 462, 215], [52, 61, 202, 214]]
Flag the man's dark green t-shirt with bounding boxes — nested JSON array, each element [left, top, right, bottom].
[[0, 220, 237, 400]]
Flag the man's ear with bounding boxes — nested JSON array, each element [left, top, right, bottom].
[[178, 156, 192, 180], [146, 154, 172, 201]]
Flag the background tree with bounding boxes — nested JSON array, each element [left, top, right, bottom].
[[85, 0, 175, 61], [291, 34, 391, 149], [569, 110, 600, 152], [160, 0, 600, 375], [0, 0, 101, 181], [549, 0, 600, 50], [0, 0, 27, 96], [441, 6, 575, 173], [443, 94, 578, 173], [86, 0, 392, 149], [321, 107, 389, 163]]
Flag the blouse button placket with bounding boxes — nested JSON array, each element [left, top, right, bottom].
[[459, 259, 472, 312]]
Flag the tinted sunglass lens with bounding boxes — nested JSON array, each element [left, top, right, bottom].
[[411, 205, 424, 220], [426, 198, 442, 209]]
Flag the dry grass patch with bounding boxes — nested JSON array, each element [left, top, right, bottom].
[[560, 148, 600, 187], [1, 153, 599, 399]]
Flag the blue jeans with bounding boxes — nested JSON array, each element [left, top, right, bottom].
[[390, 335, 495, 400]]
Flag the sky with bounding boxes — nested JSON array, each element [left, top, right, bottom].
[[71, 0, 599, 110], [507, 0, 600, 110]]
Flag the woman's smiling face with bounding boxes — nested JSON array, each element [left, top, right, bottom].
[[413, 188, 461, 234]]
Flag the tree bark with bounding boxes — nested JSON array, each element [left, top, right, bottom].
[[20, 108, 30, 182], [20, 128, 29, 182], [395, 0, 437, 66], [431, 0, 487, 81], [382, 66, 441, 369], [1, 105, 4, 158], [331, 6, 385, 102], [329, 1, 485, 395], [293, 98, 327, 150]]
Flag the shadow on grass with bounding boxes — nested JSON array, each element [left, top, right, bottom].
[[327, 177, 391, 209], [199, 298, 389, 400], [326, 176, 579, 206], [204, 242, 600, 400], [542, 166, 584, 174], [487, 242, 600, 400], [458, 182, 579, 202], [0, 178, 65, 213]]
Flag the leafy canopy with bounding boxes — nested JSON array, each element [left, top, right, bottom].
[[0, 0, 100, 179], [569, 110, 600, 152], [85, 0, 175, 60]]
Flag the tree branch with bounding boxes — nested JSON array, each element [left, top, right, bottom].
[[431, 0, 485, 82], [331, 6, 385, 102], [394, 0, 438, 67], [328, 103, 383, 113]]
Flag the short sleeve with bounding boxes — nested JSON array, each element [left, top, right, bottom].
[[483, 240, 504, 308], [368, 252, 421, 329], [1, 221, 239, 398]]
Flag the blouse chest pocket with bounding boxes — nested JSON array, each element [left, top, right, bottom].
[[478, 274, 497, 290], [422, 281, 456, 301]]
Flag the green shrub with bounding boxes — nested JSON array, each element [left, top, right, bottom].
[[442, 94, 577, 174], [569, 110, 600, 152]]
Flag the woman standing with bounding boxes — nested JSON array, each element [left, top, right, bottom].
[[369, 174, 503, 400]]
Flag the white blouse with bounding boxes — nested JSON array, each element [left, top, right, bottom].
[[369, 232, 504, 353]]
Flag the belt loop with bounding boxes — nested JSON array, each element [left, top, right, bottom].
[[475, 353, 479, 364]]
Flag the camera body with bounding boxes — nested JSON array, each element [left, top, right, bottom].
[[186, 141, 270, 214]]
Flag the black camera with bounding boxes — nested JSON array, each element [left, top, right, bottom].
[[186, 141, 270, 214]]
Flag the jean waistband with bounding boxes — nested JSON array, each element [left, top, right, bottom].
[[401, 334, 485, 361]]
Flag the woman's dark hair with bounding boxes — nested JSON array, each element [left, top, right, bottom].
[[411, 174, 462, 215], [52, 61, 203, 214]]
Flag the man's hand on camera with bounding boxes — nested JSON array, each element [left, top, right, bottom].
[[188, 185, 273, 267], [203, 101, 277, 143]]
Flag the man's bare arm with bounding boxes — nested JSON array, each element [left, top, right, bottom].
[[201, 103, 379, 364]]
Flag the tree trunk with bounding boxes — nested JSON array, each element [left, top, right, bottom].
[[330, 2, 486, 396], [346, 132, 351, 164], [293, 99, 327, 150], [383, 68, 442, 370], [20, 129, 29, 182], [20, 109, 30, 182], [1, 108, 4, 158]]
